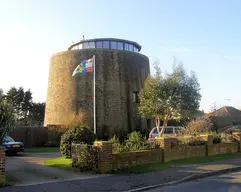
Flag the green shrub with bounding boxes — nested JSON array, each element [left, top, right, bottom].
[[72, 144, 98, 172], [181, 136, 206, 146], [109, 135, 123, 153], [109, 135, 120, 143], [109, 131, 153, 153], [127, 131, 143, 142], [220, 133, 236, 143], [211, 132, 221, 144], [124, 131, 147, 151], [60, 125, 95, 158]]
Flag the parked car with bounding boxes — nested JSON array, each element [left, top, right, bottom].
[[1, 136, 24, 155], [148, 126, 184, 139]]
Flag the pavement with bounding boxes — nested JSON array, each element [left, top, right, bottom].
[[2, 155, 241, 192], [145, 170, 241, 192]]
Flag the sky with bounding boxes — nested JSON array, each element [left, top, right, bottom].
[[1, 0, 241, 112]]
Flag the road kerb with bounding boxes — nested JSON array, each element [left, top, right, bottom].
[[7, 174, 111, 187], [125, 166, 241, 192]]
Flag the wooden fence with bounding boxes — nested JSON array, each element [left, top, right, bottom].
[[8, 125, 65, 147]]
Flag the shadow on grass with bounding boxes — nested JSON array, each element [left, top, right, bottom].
[[24, 147, 60, 153], [46, 163, 75, 171]]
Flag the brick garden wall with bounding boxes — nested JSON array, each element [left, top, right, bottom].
[[112, 149, 163, 170], [72, 133, 241, 173], [0, 147, 5, 185], [208, 142, 239, 156], [164, 145, 206, 162]]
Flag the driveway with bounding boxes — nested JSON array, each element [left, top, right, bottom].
[[6, 152, 106, 186]]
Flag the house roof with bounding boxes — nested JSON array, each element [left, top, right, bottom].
[[206, 106, 241, 117]]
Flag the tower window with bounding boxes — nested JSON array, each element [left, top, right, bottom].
[[111, 41, 117, 49], [117, 42, 123, 50], [124, 43, 129, 51], [103, 41, 110, 48], [83, 42, 89, 49], [129, 44, 134, 52], [89, 42, 95, 48], [133, 91, 140, 103], [96, 41, 103, 48]]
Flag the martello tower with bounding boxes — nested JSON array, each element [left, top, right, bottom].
[[44, 38, 150, 138]]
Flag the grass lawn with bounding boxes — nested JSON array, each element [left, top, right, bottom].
[[24, 147, 60, 153], [44, 157, 73, 171], [114, 152, 241, 174]]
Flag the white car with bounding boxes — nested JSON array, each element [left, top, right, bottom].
[[148, 126, 184, 139]]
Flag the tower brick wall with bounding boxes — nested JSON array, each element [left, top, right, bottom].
[[44, 49, 150, 138]]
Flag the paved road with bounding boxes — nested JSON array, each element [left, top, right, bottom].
[[3, 156, 241, 192], [1, 169, 186, 192], [146, 170, 241, 192], [5, 152, 104, 186]]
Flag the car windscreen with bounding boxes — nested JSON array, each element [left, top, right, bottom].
[[3, 136, 15, 143], [152, 128, 158, 134], [164, 128, 173, 134]]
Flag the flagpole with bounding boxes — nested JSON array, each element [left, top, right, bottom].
[[93, 55, 96, 134]]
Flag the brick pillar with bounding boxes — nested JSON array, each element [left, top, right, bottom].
[[94, 141, 113, 173], [155, 137, 179, 162], [233, 132, 241, 151], [200, 134, 213, 146], [200, 134, 213, 156], [156, 137, 179, 150], [0, 147, 5, 185]]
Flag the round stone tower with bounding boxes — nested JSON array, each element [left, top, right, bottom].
[[44, 38, 150, 138]]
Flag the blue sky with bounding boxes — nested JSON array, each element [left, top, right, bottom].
[[1, 0, 241, 112]]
